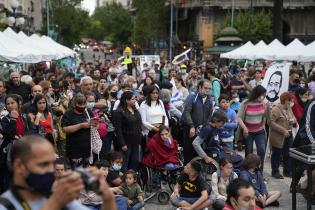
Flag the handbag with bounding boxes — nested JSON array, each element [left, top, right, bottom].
[[86, 110, 103, 164]]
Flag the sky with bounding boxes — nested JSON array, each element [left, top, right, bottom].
[[82, 0, 96, 15]]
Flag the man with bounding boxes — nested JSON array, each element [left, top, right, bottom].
[[65, 72, 78, 93], [249, 69, 263, 89], [186, 67, 199, 92], [266, 71, 282, 103], [230, 69, 251, 102], [93, 69, 101, 81], [220, 65, 232, 95], [288, 70, 300, 93], [0, 135, 116, 210], [223, 178, 261, 210], [21, 85, 43, 113], [6, 71, 31, 103], [80, 76, 106, 109], [181, 80, 213, 164], [207, 68, 221, 105], [0, 80, 6, 111]]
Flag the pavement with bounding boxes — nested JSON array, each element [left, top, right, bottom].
[[144, 152, 309, 210]]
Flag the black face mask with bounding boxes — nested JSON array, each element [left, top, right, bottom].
[[110, 91, 118, 98], [294, 78, 300, 83], [110, 74, 117, 79], [25, 169, 55, 196]]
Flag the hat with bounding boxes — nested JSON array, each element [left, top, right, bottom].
[[190, 161, 202, 173]]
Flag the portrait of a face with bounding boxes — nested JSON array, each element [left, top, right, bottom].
[[266, 71, 282, 102]]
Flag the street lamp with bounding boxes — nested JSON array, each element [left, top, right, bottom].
[[5, 0, 25, 31]]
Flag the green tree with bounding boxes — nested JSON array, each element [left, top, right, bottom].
[[50, 0, 90, 47], [218, 10, 272, 43], [133, 0, 168, 46], [90, 2, 133, 43]]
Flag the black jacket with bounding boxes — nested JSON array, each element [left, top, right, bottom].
[[5, 81, 31, 103]]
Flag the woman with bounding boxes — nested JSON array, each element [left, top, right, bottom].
[[61, 93, 96, 168], [308, 74, 315, 98], [112, 91, 142, 171], [237, 85, 269, 171], [240, 154, 281, 208], [174, 76, 189, 101], [102, 84, 118, 152], [0, 94, 35, 193], [269, 92, 297, 179], [142, 125, 180, 169], [211, 158, 238, 210], [29, 94, 56, 146], [39, 80, 55, 106], [139, 85, 169, 139], [292, 87, 312, 123]]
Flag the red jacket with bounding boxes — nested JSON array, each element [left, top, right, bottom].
[[142, 133, 180, 168], [292, 95, 304, 122], [223, 204, 262, 210]]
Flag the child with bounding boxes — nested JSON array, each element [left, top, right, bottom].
[[171, 160, 216, 210], [79, 160, 110, 210], [192, 111, 228, 164], [217, 94, 238, 149], [240, 154, 281, 208], [229, 91, 241, 114], [107, 151, 124, 187], [211, 158, 238, 210], [116, 170, 144, 210]]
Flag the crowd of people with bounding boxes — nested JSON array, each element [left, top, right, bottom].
[[0, 57, 314, 210]]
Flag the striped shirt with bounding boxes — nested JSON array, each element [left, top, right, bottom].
[[244, 102, 265, 133]]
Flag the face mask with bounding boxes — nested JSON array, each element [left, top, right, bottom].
[[110, 74, 117, 79], [300, 84, 305, 88], [75, 106, 86, 113], [112, 163, 122, 171], [25, 170, 55, 196], [287, 102, 294, 109], [301, 98, 308, 102], [110, 91, 118, 98], [86, 102, 95, 109], [132, 83, 138, 89], [254, 167, 260, 172], [294, 79, 300, 83], [234, 97, 240, 103]]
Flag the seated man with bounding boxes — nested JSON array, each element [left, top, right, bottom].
[[142, 125, 180, 169], [223, 178, 262, 210], [171, 161, 215, 210]]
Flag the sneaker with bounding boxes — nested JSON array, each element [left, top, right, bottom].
[[267, 200, 280, 207]]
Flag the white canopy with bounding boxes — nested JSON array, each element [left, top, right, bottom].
[[220, 38, 315, 62], [220, 41, 254, 59], [0, 27, 76, 63]]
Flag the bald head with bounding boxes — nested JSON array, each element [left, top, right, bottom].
[[31, 85, 43, 97], [10, 71, 21, 86]]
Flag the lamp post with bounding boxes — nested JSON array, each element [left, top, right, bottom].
[[5, 0, 25, 32], [169, 0, 173, 61]]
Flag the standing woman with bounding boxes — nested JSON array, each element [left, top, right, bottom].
[[0, 94, 35, 193], [112, 91, 142, 171], [237, 85, 270, 171], [269, 92, 297, 178], [291, 87, 312, 123], [61, 93, 95, 168], [139, 85, 169, 139], [29, 94, 56, 146]]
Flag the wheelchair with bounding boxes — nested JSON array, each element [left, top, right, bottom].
[[139, 147, 184, 204]]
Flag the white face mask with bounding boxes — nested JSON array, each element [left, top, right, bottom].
[[258, 95, 265, 102], [234, 97, 240, 103], [301, 98, 308, 102], [112, 163, 122, 171], [132, 83, 138, 89]]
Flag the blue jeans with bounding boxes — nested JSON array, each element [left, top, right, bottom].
[[171, 195, 216, 207], [127, 201, 144, 210], [116, 196, 128, 210], [245, 130, 266, 170], [271, 135, 293, 175], [85, 204, 101, 210], [100, 131, 114, 160], [123, 145, 140, 171]]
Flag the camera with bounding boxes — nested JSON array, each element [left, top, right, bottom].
[[75, 167, 100, 193]]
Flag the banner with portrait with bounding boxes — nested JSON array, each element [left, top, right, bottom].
[[261, 63, 291, 104]]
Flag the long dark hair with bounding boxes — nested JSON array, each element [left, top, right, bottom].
[[5, 94, 23, 112], [248, 85, 266, 102], [118, 91, 134, 110], [145, 85, 160, 106], [32, 94, 49, 117]]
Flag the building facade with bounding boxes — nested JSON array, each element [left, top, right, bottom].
[[97, 0, 132, 9], [175, 0, 315, 50], [0, 0, 43, 33]]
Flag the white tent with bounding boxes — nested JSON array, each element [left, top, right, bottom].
[[220, 41, 254, 59], [0, 27, 76, 63], [277, 38, 306, 61], [253, 39, 286, 60], [241, 40, 267, 60], [301, 41, 315, 62]]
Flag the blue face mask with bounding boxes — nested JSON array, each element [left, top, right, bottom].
[[25, 170, 55, 196], [112, 163, 122, 171]]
